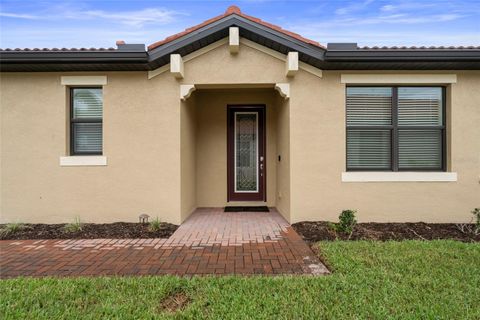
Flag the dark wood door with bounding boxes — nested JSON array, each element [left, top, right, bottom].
[[227, 105, 266, 202]]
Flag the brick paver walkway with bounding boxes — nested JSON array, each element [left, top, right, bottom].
[[0, 208, 329, 278]]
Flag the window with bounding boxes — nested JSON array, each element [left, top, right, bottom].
[[346, 86, 445, 171], [70, 88, 103, 155]]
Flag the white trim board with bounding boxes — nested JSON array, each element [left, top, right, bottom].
[[61, 76, 107, 86], [341, 74, 457, 84], [60, 156, 107, 166], [341, 172, 457, 182]]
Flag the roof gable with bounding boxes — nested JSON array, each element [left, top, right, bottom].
[[148, 6, 323, 51], [146, 6, 326, 70]]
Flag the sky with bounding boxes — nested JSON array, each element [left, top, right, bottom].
[[0, 0, 479, 49]]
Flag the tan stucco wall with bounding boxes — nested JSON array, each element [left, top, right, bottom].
[[195, 89, 278, 208], [180, 94, 197, 221], [1, 72, 183, 224], [275, 95, 290, 221], [0, 41, 289, 224], [1, 38, 479, 224], [288, 70, 480, 223]]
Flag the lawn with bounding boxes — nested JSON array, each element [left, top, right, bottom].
[[1, 240, 479, 319]]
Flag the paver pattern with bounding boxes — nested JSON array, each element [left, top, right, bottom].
[[0, 208, 328, 278]]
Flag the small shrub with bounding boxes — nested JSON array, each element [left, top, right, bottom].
[[337, 210, 357, 234], [329, 210, 357, 237], [456, 208, 480, 236], [64, 217, 83, 233], [149, 217, 162, 232], [0, 222, 25, 236], [472, 208, 480, 234]]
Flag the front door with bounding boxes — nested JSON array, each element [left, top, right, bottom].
[[227, 105, 266, 201]]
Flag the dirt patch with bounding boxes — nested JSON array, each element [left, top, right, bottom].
[[292, 221, 479, 243], [0, 222, 178, 240], [159, 291, 191, 313]]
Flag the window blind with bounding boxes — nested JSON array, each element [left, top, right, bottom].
[[346, 86, 445, 171], [347, 130, 391, 169], [398, 87, 442, 126], [73, 89, 103, 118], [71, 88, 103, 155], [398, 130, 442, 169], [73, 123, 103, 153], [346, 87, 392, 126]]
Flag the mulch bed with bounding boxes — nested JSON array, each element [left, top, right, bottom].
[[292, 221, 480, 243], [0, 222, 178, 240]]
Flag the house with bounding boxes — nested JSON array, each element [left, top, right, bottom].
[[1, 6, 479, 225]]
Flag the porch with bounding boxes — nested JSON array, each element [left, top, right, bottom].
[[180, 87, 291, 222]]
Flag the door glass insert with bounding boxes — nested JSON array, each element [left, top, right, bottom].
[[235, 112, 258, 192]]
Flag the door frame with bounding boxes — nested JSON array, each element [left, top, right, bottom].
[[227, 105, 266, 202]]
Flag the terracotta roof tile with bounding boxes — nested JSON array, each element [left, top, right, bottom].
[[147, 5, 324, 51]]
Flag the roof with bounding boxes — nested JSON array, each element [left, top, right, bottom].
[[1, 5, 480, 71], [0, 47, 116, 52], [148, 5, 323, 50]]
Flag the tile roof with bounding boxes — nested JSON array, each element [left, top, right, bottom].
[[0, 47, 116, 52], [147, 5, 324, 51], [359, 45, 480, 50]]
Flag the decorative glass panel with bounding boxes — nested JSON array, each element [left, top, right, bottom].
[[398, 87, 442, 126], [73, 123, 102, 153], [399, 130, 442, 169], [235, 113, 257, 192], [347, 130, 391, 169], [346, 87, 392, 126], [73, 88, 103, 119]]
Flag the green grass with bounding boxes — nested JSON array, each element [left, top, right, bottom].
[[149, 217, 162, 232], [0, 223, 25, 237], [1, 241, 479, 319], [63, 216, 83, 233]]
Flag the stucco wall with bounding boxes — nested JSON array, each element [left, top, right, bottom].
[[1, 72, 182, 224], [180, 94, 197, 221], [1, 39, 479, 224], [275, 95, 290, 221], [0, 41, 289, 224], [288, 70, 480, 223]]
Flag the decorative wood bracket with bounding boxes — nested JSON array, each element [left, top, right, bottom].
[[286, 52, 298, 77], [275, 83, 290, 99], [229, 27, 239, 54], [180, 85, 196, 101], [170, 54, 184, 79]]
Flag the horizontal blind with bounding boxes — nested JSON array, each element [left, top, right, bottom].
[[398, 130, 442, 169], [346, 87, 392, 126], [73, 123, 102, 153], [347, 130, 391, 169], [73, 88, 103, 119], [398, 87, 442, 126]]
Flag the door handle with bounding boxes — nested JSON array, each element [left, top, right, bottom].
[[260, 163, 264, 170]]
